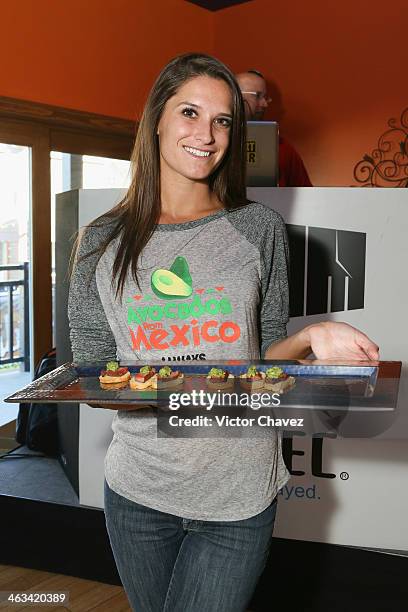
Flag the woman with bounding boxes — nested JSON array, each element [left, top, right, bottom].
[[69, 53, 378, 612]]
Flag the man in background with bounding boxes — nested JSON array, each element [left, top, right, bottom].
[[235, 70, 312, 187]]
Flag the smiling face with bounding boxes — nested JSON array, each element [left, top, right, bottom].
[[157, 75, 233, 184]]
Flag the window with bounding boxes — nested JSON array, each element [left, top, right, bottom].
[[0, 96, 134, 369], [0, 143, 32, 425], [50, 152, 131, 344]]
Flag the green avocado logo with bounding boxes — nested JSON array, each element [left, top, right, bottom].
[[151, 256, 193, 300]]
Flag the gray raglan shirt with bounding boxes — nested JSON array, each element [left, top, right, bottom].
[[69, 202, 291, 521]]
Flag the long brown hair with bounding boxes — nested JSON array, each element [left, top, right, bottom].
[[83, 52, 249, 298]]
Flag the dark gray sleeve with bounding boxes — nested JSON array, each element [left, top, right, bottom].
[[68, 224, 117, 363], [226, 203, 289, 357], [259, 211, 290, 356]]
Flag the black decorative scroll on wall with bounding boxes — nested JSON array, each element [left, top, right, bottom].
[[353, 107, 408, 187]]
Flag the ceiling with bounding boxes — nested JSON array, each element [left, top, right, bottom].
[[186, 0, 252, 11]]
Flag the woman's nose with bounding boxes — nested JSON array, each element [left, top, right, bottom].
[[194, 120, 215, 144]]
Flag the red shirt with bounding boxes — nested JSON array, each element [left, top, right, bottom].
[[279, 136, 312, 187]]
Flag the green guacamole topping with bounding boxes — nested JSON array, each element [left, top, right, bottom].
[[265, 367, 283, 379], [140, 365, 153, 375], [106, 361, 119, 371], [247, 365, 258, 377], [159, 366, 172, 377], [209, 368, 224, 377]]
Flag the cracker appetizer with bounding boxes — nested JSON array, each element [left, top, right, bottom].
[[129, 365, 156, 390], [100, 380, 130, 391], [206, 367, 234, 390], [99, 361, 131, 385], [239, 365, 265, 391], [264, 367, 296, 393], [151, 366, 184, 389]]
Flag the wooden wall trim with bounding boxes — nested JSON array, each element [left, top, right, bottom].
[[0, 119, 48, 144], [31, 132, 52, 365], [50, 128, 133, 160], [0, 95, 135, 137]]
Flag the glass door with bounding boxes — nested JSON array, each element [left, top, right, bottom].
[[50, 152, 131, 345], [0, 143, 33, 427]]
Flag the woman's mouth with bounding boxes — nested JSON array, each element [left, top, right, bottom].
[[183, 146, 212, 158]]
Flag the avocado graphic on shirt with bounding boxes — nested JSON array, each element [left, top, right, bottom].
[[151, 256, 193, 300]]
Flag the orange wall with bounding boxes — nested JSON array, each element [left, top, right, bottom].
[[0, 0, 214, 119], [1, 1, 406, 185], [214, 0, 408, 185]]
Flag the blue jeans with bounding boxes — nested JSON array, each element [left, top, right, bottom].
[[104, 481, 277, 612]]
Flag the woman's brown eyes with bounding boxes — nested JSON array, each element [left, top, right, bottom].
[[181, 108, 231, 127], [181, 107, 197, 118], [215, 117, 232, 128]]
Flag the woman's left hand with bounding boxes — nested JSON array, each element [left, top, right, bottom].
[[306, 321, 379, 361]]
